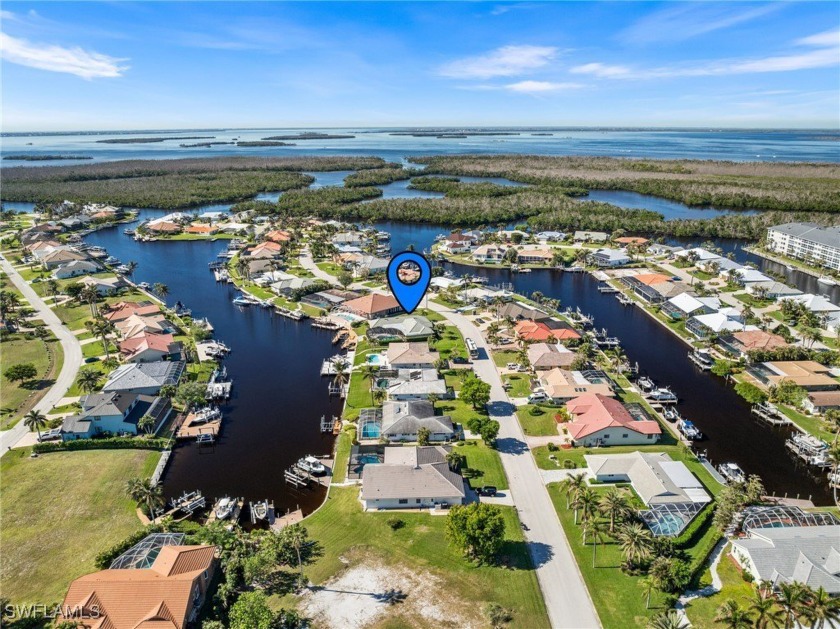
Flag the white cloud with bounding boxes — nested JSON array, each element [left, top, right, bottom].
[[504, 80, 582, 93], [0, 32, 128, 79], [438, 44, 558, 79], [572, 29, 839, 80]]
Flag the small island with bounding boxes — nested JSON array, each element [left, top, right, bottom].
[[3, 155, 94, 161], [261, 132, 355, 140], [96, 136, 215, 144], [236, 141, 297, 147], [179, 141, 235, 148]]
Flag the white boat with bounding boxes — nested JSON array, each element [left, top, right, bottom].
[[637, 376, 655, 391], [662, 407, 680, 422], [817, 275, 838, 286], [718, 462, 746, 484], [677, 418, 702, 440], [214, 496, 237, 521], [138, 282, 151, 290], [250, 499, 270, 522], [296, 455, 326, 475], [232, 296, 252, 306], [648, 387, 678, 404], [689, 349, 714, 371]]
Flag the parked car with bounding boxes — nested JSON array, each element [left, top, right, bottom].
[[506, 362, 519, 370], [37, 428, 62, 442], [497, 338, 513, 345], [451, 356, 469, 364], [527, 392, 549, 403], [516, 364, 530, 372], [478, 486, 497, 497]]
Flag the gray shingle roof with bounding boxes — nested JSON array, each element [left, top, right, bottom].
[[381, 400, 454, 436], [769, 223, 840, 249], [102, 361, 185, 393], [361, 446, 466, 501]]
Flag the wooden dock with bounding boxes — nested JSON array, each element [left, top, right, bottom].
[[750, 404, 791, 427], [176, 411, 222, 441], [270, 508, 304, 531]]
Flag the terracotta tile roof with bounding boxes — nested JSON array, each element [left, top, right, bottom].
[[343, 293, 400, 317], [614, 236, 650, 245], [119, 332, 177, 360], [514, 320, 581, 342], [631, 273, 673, 286], [731, 330, 788, 351], [566, 393, 661, 440], [146, 221, 181, 233], [103, 302, 162, 323], [61, 545, 215, 629], [265, 230, 292, 243], [184, 224, 216, 234]]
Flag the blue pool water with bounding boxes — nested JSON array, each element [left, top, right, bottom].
[[360, 424, 381, 439], [358, 454, 381, 465], [648, 513, 685, 536], [367, 354, 385, 366]]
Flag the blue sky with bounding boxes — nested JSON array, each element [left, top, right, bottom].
[[1, 2, 838, 130]]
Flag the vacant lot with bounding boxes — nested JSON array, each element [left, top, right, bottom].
[[0, 448, 160, 603], [0, 335, 59, 429]]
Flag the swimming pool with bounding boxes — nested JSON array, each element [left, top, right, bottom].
[[647, 513, 685, 536], [367, 354, 385, 366], [358, 454, 382, 465], [360, 423, 381, 439]]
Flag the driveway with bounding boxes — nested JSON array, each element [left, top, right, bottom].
[[0, 254, 84, 453]]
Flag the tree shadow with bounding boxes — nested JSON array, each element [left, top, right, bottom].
[[494, 437, 529, 455], [21, 378, 55, 391], [262, 569, 300, 596], [487, 400, 517, 416], [499, 540, 554, 570]]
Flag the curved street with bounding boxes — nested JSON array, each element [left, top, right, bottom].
[[0, 254, 84, 454]]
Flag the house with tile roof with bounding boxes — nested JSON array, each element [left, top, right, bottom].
[[515, 320, 581, 343], [61, 392, 171, 440], [367, 315, 434, 341], [119, 332, 181, 363], [527, 343, 577, 370], [41, 248, 88, 270], [536, 369, 615, 404], [102, 301, 162, 323], [565, 393, 661, 447], [717, 330, 788, 360], [53, 259, 101, 279], [265, 229, 292, 243], [342, 293, 401, 319], [385, 342, 439, 369], [360, 446, 466, 510], [79, 275, 126, 296], [60, 543, 216, 628]]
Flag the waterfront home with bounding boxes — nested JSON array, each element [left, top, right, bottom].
[[145, 220, 181, 234], [25, 238, 62, 254], [497, 229, 530, 242], [515, 247, 555, 265], [430, 276, 466, 291], [53, 259, 100, 279], [60, 541, 217, 628], [497, 302, 550, 322], [675, 247, 721, 264], [565, 393, 661, 447], [535, 231, 566, 242], [574, 230, 608, 243], [360, 446, 466, 510], [244, 240, 282, 259], [265, 229, 292, 243], [184, 224, 218, 235], [802, 391, 840, 414], [341, 293, 401, 319], [753, 361, 839, 392], [270, 277, 316, 296], [515, 319, 581, 343], [79, 275, 126, 296], [103, 301, 162, 323], [717, 329, 788, 360], [198, 210, 226, 221], [367, 315, 434, 341], [585, 452, 710, 536], [734, 268, 773, 286], [730, 519, 840, 593], [535, 368, 614, 403], [41, 248, 88, 270], [686, 308, 756, 338], [767, 222, 840, 272], [254, 270, 295, 286], [621, 272, 674, 303], [440, 232, 477, 254], [332, 230, 368, 247], [300, 289, 360, 311], [649, 280, 693, 302], [471, 243, 508, 263], [247, 258, 274, 275], [781, 293, 840, 317], [661, 293, 721, 320], [338, 252, 389, 277], [384, 369, 449, 401], [31, 243, 73, 261], [527, 342, 577, 370], [385, 342, 439, 369], [614, 236, 649, 246], [381, 400, 455, 442], [116, 313, 178, 340], [102, 360, 185, 395], [591, 248, 631, 267], [460, 286, 514, 304], [119, 332, 181, 363], [699, 256, 743, 276], [61, 391, 171, 439], [745, 280, 803, 300]]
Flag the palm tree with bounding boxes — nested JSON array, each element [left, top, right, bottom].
[[802, 586, 840, 629], [715, 599, 753, 629], [46, 279, 59, 301], [80, 285, 100, 317], [282, 524, 309, 587], [647, 610, 690, 629], [77, 368, 102, 394], [152, 283, 169, 300], [575, 487, 598, 529], [24, 410, 47, 442], [559, 473, 587, 509], [747, 588, 784, 629], [358, 364, 378, 405], [616, 522, 653, 569], [639, 575, 657, 610], [584, 518, 608, 568], [86, 317, 114, 360], [332, 359, 350, 389], [125, 477, 164, 520], [778, 582, 807, 629], [599, 487, 629, 533], [138, 414, 155, 435], [125, 261, 138, 280]]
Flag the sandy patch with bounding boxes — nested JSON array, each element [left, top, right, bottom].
[[299, 560, 479, 629]]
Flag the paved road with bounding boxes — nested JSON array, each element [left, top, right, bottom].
[[0, 255, 84, 454], [429, 303, 601, 629]]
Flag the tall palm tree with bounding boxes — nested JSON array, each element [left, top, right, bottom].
[[559, 473, 587, 510], [281, 524, 309, 587], [639, 575, 657, 610], [715, 599, 753, 629], [80, 285, 100, 317], [24, 410, 47, 442], [575, 487, 598, 529], [77, 368, 102, 394], [584, 518, 608, 568], [599, 487, 629, 533], [358, 364, 378, 405], [616, 522, 653, 569], [86, 317, 114, 360], [778, 582, 807, 629], [152, 283, 169, 300], [332, 359, 350, 389], [802, 586, 840, 629], [647, 610, 690, 629], [125, 477, 164, 520], [747, 588, 784, 629]]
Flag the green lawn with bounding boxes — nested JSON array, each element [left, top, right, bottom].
[[330, 428, 353, 483], [431, 324, 466, 361], [683, 549, 755, 629], [66, 360, 110, 397], [454, 440, 509, 490], [0, 448, 160, 604], [0, 335, 59, 429], [776, 405, 836, 443], [504, 373, 532, 397], [492, 350, 520, 367], [516, 404, 561, 437], [275, 487, 549, 628], [732, 293, 774, 309]]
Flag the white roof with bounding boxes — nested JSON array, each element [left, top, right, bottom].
[[783, 294, 840, 313], [667, 293, 720, 314], [676, 247, 720, 261], [736, 268, 772, 283], [430, 277, 465, 289], [692, 312, 757, 333]]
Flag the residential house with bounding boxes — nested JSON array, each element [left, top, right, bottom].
[[754, 361, 839, 392], [802, 391, 840, 415], [515, 320, 581, 343], [440, 232, 476, 254], [300, 289, 360, 311], [717, 330, 788, 360], [342, 293, 401, 319], [661, 293, 721, 320], [734, 268, 773, 287], [648, 243, 684, 257], [244, 241, 282, 259], [380, 400, 455, 442], [270, 277, 316, 296], [675, 247, 721, 264], [782, 294, 840, 318], [145, 220, 181, 234], [332, 231, 368, 247], [119, 332, 181, 363], [116, 313, 178, 340], [430, 276, 466, 292], [527, 342, 577, 370], [60, 541, 217, 628], [746, 281, 803, 300], [614, 236, 649, 247], [536, 368, 614, 404], [565, 393, 661, 447], [184, 224, 218, 235], [497, 302, 551, 322], [53, 260, 100, 279], [79, 275, 126, 296], [41, 248, 88, 270], [265, 229, 292, 244], [102, 360, 185, 395], [61, 392, 171, 440], [622, 272, 676, 303], [574, 231, 608, 243], [360, 446, 466, 510], [472, 244, 508, 263], [385, 342, 439, 369], [687, 308, 757, 338], [591, 248, 631, 267], [383, 369, 449, 401], [103, 301, 161, 323], [535, 231, 566, 242], [515, 247, 554, 265], [367, 315, 434, 341]]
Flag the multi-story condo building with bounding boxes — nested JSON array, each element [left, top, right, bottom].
[[766, 223, 840, 271]]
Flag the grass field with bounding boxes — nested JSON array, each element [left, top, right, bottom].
[[503, 373, 532, 397], [454, 440, 509, 490], [0, 448, 160, 604], [516, 404, 561, 436], [683, 548, 754, 629], [276, 487, 549, 628], [0, 335, 60, 429]]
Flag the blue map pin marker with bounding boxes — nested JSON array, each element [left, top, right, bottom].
[[387, 251, 431, 314]]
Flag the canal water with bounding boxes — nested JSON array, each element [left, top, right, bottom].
[[583, 190, 758, 220]]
